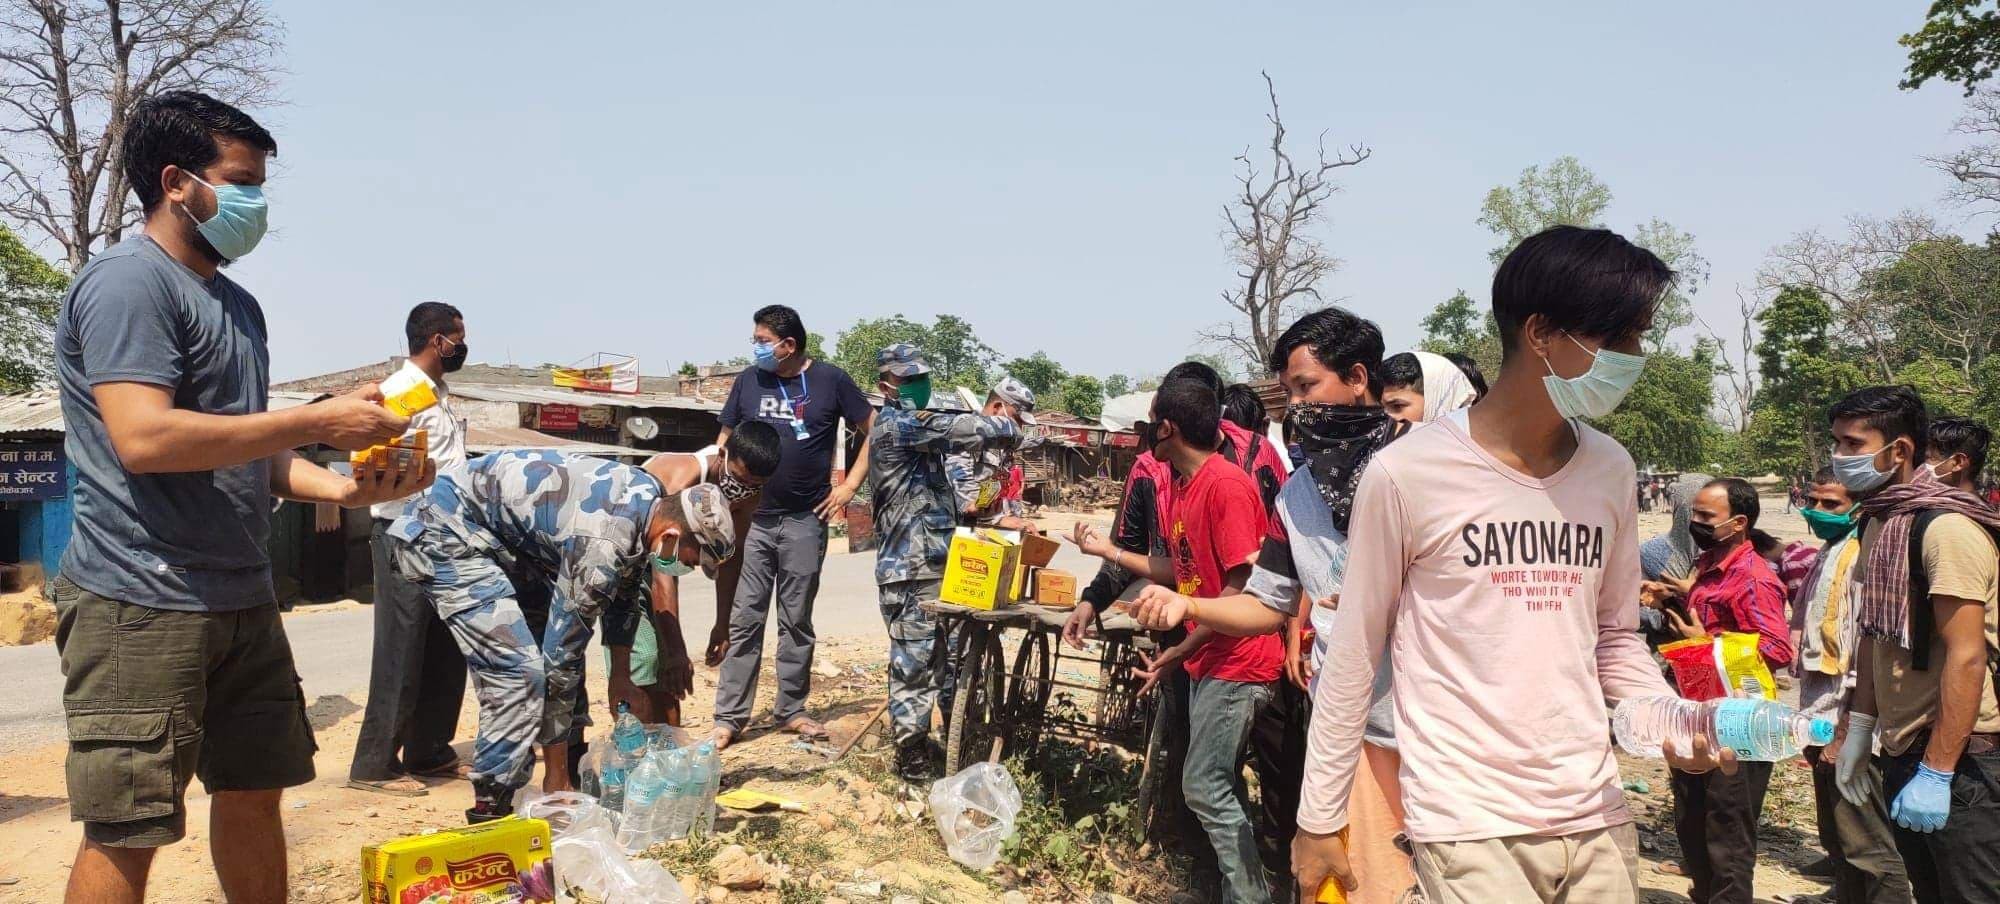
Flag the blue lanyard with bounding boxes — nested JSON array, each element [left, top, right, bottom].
[[776, 374, 807, 418]]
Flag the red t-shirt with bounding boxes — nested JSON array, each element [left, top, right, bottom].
[[1171, 454, 1282, 683]]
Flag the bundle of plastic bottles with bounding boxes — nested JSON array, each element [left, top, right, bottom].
[[579, 704, 722, 853]]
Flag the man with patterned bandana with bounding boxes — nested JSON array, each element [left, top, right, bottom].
[[867, 344, 1024, 781], [386, 450, 735, 822]]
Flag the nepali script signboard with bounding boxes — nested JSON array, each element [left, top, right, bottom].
[[552, 354, 639, 394], [0, 444, 65, 500]]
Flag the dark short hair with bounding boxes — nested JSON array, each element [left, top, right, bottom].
[[405, 302, 464, 354], [1749, 528, 1781, 557], [1164, 361, 1224, 397], [1219, 383, 1267, 432], [725, 420, 783, 478], [1828, 385, 1928, 463], [1153, 378, 1220, 451], [1491, 226, 1674, 357], [753, 305, 808, 350], [1379, 352, 1422, 392], [1444, 352, 1489, 400], [1929, 415, 1991, 478], [1809, 466, 1839, 487], [1267, 306, 1386, 397], [1704, 477, 1761, 527], [123, 91, 276, 213]]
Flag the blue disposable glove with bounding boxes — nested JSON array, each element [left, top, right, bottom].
[[1890, 763, 1955, 834]]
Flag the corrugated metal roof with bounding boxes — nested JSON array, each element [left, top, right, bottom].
[[0, 392, 66, 436], [449, 383, 722, 412], [466, 426, 650, 458]]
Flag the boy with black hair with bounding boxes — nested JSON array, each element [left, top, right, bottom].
[[1926, 416, 1989, 495], [1136, 227, 1732, 902], [1444, 351, 1489, 401], [1654, 476, 1791, 903], [1831, 387, 2000, 904], [713, 304, 875, 745], [1379, 350, 1480, 425], [1073, 377, 1275, 903], [54, 91, 429, 903], [350, 301, 474, 798]]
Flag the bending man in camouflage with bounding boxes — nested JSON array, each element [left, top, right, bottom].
[[947, 375, 1041, 531], [387, 450, 735, 821], [868, 344, 1025, 781]]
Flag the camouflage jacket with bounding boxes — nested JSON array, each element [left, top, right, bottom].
[[392, 450, 661, 623], [867, 403, 1018, 585]]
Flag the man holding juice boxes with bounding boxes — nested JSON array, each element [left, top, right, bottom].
[[53, 92, 434, 904]]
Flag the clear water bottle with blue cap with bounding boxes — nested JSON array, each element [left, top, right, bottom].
[[1613, 686, 1834, 762], [611, 703, 648, 758]]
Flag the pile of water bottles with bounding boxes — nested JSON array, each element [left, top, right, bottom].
[[578, 703, 721, 851]]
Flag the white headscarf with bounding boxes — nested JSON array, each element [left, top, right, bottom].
[[1413, 351, 1478, 422]]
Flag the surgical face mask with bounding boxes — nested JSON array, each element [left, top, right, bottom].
[[652, 536, 695, 577], [180, 173, 268, 261], [439, 338, 468, 373], [1688, 519, 1726, 551], [1930, 456, 1965, 486], [1831, 445, 1896, 494], [1801, 507, 1857, 541], [1540, 332, 1646, 420], [895, 376, 932, 410], [752, 340, 783, 373]]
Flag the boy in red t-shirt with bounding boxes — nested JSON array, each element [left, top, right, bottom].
[[1073, 378, 1277, 904]]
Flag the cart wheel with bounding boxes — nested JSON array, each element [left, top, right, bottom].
[[1004, 628, 1054, 758], [1132, 684, 1172, 838], [945, 625, 1006, 774]]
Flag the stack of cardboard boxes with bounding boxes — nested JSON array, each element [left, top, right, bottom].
[[939, 528, 1077, 610]]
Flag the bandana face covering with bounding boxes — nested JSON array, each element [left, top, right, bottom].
[[1284, 403, 1402, 533]]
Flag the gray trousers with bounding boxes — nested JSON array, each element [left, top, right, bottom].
[[1185, 677, 1273, 904], [714, 511, 827, 732]]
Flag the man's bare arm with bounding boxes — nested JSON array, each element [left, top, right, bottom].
[[95, 382, 404, 474], [1923, 594, 1987, 773], [269, 449, 434, 508]]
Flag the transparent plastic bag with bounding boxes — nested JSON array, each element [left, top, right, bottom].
[[553, 823, 688, 903], [520, 790, 620, 839], [927, 762, 1022, 869]]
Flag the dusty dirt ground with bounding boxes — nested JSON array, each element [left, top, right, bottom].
[[0, 495, 1841, 902]]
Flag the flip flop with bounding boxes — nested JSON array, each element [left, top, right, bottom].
[[345, 777, 429, 798], [781, 716, 831, 744], [408, 759, 472, 781]]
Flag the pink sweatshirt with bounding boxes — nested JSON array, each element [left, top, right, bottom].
[[1299, 411, 1671, 842]]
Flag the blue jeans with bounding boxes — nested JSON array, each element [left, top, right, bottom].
[[1185, 677, 1274, 904]]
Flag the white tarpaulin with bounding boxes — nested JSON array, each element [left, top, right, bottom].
[[1098, 391, 1153, 432]]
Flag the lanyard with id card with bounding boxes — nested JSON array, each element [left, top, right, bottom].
[[778, 375, 810, 440]]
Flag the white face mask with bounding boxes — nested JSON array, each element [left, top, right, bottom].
[[1540, 333, 1647, 420], [1830, 445, 1896, 494]]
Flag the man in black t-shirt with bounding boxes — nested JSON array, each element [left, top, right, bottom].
[[711, 305, 875, 746]]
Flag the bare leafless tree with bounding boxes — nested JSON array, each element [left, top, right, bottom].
[[1700, 286, 1763, 430], [1201, 72, 1368, 373], [1931, 86, 2000, 215], [1757, 215, 1923, 382], [0, 0, 281, 272]]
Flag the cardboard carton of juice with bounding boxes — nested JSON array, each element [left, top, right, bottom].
[[350, 361, 440, 470], [940, 528, 1022, 610], [361, 817, 555, 904]]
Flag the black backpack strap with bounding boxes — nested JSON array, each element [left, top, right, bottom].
[[1907, 510, 1944, 671]]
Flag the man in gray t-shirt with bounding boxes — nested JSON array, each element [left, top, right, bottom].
[[51, 91, 425, 903]]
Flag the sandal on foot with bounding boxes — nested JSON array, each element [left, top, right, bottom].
[[408, 759, 472, 781], [781, 716, 831, 744], [346, 777, 429, 797]]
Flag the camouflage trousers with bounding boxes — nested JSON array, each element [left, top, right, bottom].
[[388, 520, 594, 790], [880, 579, 955, 746]]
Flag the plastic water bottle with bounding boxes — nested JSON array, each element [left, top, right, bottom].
[[599, 746, 630, 812], [1613, 694, 1835, 761], [619, 749, 673, 850], [611, 703, 648, 758], [688, 740, 720, 836]]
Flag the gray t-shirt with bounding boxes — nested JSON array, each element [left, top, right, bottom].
[[55, 235, 274, 611], [1246, 468, 1397, 748]]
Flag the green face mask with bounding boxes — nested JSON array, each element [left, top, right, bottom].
[[1801, 506, 1856, 542], [896, 376, 932, 409]]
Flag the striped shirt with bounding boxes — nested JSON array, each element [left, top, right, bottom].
[[1689, 541, 1795, 668]]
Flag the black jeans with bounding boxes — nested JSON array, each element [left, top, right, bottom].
[[1672, 761, 1773, 904], [350, 519, 467, 781], [1250, 678, 1307, 883], [1880, 745, 2000, 904], [1810, 746, 1912, 904]]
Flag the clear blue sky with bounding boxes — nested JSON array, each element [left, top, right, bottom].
[[229, 0, 1968, 384]]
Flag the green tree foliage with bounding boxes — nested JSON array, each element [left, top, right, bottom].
[[1003, 351, 1069, 398], [1895, 355, 1977, 417], [1901, 1, 2000, 93], [1417, 289, 1503, 379], [0, 225, 67, 392], [832, 315, 993, 393], [1055, 374, 1105, 420], [1103, 374, 1132, 398], [678, 361, 699, 377], [1589, 341, 1719, 471], [1477, 156, 1612, 264], [1183, 352, 1240, 383], [1863, 234, 2000, 377], [1742, 287, 1868, 475]]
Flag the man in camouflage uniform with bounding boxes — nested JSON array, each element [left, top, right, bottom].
[[867, 344, 1024, 780], [387, 450, 735, 821], [947, 375, 1041, 530]]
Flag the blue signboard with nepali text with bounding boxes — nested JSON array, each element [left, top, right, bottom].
[[0, 444, 66, 500]]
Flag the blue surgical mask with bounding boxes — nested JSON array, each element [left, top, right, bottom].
[[1831, 447, 1894, 494], [1540, 333, 1646, 420], [181, 173, 268, 261], [752, 341, 781, 373]]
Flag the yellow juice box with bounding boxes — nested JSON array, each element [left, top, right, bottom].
[[940, 528, 1022, 610], [361, 817, 555, 904], [380, 360, 441, 418]]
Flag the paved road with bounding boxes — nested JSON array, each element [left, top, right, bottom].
[[0, 539, 1101, 754]]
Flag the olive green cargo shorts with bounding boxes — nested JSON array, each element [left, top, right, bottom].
[[53, 577, 318, 848]]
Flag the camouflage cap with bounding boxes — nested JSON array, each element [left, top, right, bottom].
[[677, 483, 737, 563], [990, 375, 1038, 425], [876, 343, 932, 378]]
